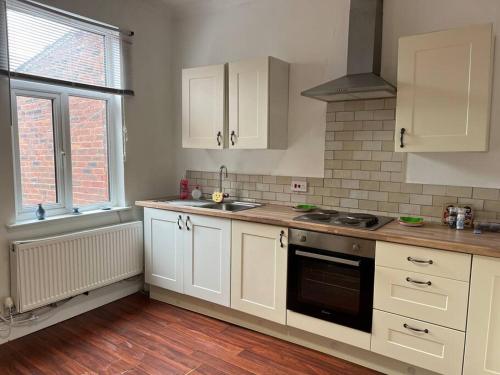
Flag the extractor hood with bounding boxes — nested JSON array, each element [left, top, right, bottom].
[[302, 0, 396, 102]]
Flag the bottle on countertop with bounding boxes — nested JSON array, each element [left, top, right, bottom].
[[179, 177, 190, 200], [448, 207, 457, 229], [456, 208, 465, 230]]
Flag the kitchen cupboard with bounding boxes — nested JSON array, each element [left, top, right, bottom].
[[182, 64, 226, 149], [144, 208, 231, 306], [463, 256, 500, 375], [228, 57, 289, 149], [230, 221, 287, 324], [395, 23, 493, 152], [144, 209, 184, 293], [373, 241, 471, 374], [371, 309, 465, 375]]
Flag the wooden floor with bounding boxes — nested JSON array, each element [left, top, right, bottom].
[[0, 293, 380, 374]]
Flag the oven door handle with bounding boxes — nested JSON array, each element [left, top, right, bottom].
[[295, 250, 360, 267]]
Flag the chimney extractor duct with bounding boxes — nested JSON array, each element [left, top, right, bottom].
[[302, 0, 396, 102]]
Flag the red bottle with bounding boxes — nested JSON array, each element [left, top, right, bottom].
[[179, 178, 190, 200]]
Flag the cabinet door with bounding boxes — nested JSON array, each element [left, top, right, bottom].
[[228, 57, 269, 149], [396, 23, 493, 152], [144, 208, 183, 293], [463, 256, 500, 375], [231, 221, 287, 324], [182, 64, 225, 149], [183, 214, 231, 306]]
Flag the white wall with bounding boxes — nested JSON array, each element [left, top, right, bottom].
[[382, 0, 500, 188], [171, 0, 350, 179], [0, 0, 176, 309]]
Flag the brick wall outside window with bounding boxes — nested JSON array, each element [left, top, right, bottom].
[[15, 31, 110, 208]]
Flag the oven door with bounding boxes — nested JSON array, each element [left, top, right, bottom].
[[287, 244, 374, 333]]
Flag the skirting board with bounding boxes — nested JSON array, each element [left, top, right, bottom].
[[151, 286, 438, 375], [0, 277, 143, 345]]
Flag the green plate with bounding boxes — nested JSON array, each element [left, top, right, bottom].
[[398, 216, 424, 226], [293, 204, 317, 212]]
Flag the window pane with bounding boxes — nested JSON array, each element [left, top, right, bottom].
[[16, 96, 57, 207], [7, 7, 106, 86], [69, 96, 109, 206]]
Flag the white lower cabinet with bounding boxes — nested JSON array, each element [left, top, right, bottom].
[[144, 209, 184, 293], [374, 266, 469, 331], [463, 256, 500, 375], [371, 310, 465, 375], [184, 214, 231, 306], [144, 208, 231, 306], [230, 220, 287, 324]]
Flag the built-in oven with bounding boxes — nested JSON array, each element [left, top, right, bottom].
[[287, 229, 375, 333]]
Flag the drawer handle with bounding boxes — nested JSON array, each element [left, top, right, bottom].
[[403, 323, 429, 334], [407, 256, 433, 265], [406, 277, 432, 286]]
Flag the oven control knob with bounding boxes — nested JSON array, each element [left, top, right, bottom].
[[299, 235, 307, 242], [352, 243, 361, 252]]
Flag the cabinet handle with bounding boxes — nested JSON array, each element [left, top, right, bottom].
[[400, 128, 406, 148], [216, 131, 222, 146], [407, 256, 433, 265], [186, 216, 191, 231], [279, 230, 285, 248], [230, 130, 236, 146], [403, 323, 429, 334], [177, 215, 183, 230], [406, 277, 431, 286]]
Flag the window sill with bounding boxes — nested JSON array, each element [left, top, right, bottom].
[[6, 206, 133, 230]]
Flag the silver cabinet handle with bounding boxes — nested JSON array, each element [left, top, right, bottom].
[[177, 215, 183, 230], [407, 256, 433, 265], [216, 131, 222, 146], [186, 216, 191, 231], [404, 323, 429, 334], [230, 130, 236, 146], [406, 277, 431, 286]]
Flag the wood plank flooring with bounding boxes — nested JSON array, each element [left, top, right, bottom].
[[0, 293, 380, 374]]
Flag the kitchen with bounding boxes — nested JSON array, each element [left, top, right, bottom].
[[0, 0, 499, 374]]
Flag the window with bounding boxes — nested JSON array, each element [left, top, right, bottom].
[[3, 0, 133, 220]]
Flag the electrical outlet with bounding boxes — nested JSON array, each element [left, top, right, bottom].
[[291, 180, 307, 192]]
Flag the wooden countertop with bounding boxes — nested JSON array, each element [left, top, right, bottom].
[[136, 199, 500, 258]]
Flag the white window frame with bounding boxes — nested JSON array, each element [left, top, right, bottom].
[[11, 79, 124, 221]]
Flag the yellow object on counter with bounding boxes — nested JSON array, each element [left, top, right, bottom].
[[212, 191, 224, 203]]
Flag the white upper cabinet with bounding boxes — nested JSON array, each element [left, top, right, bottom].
[[463, 255, 500, 375], [182, 64, 226, 149], [395, 23, 493, 152], [228, 57, 289, 149]]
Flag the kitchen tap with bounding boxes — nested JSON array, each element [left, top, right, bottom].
[[219, 165, 229, 198]]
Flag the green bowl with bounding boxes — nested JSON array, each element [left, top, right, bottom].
[[293, 204, 317, 212], [399, 216, 424, 223]]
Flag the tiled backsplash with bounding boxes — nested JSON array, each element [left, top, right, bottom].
[[187, 98, 500, 222]]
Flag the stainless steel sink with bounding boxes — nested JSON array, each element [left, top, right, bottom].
[[159, 199, 261, 212], [201, 201, 262, 212]]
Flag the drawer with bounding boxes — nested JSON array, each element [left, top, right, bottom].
[[376, 241, 471, 281], [374, 266, 469, 331], [371, 309, 465, 375]]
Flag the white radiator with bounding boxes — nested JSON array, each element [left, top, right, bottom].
[[10, 221, 144, 313]]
